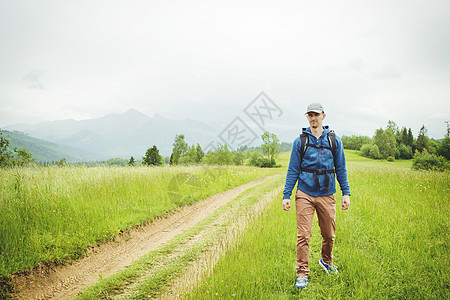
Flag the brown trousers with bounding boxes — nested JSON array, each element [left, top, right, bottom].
[[295, 189, 336, 277]]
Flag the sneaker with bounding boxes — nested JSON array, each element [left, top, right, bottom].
[[295, 276, 308, 289], [319, 258, 338, 274]]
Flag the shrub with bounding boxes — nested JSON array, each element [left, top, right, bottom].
[[248, 150, 264, 166], [387, 156, 395, 162], [360, 143, 381, 159], [396, 144, 413, 159], [248, 151, 276, 168], [232, 151, 245, 166], [259, 158, 276, 168], [412, 150, 449, 171]]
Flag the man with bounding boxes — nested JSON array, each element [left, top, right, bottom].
[[282, 103, 351, 289]]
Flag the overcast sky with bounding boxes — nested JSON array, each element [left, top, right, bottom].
[[1, 0, 449, 141]]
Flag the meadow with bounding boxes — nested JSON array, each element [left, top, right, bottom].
[[186, 151, 449, 299], [0, 164, 272, 280], [1, 151, 449, 299]]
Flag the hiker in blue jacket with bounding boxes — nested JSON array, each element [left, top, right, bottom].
[[282, 103, 351, 289]]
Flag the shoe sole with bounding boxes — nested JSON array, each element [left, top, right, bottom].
[[319, 259, 338, 274]]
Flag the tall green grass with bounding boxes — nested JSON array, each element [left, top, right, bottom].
[[0, 165, 271, 278], [187, 153, 449, 299]]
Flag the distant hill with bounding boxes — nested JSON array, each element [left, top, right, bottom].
[[1, 130, 102, 162], [4, 109, 221, 160], [4, 109, 364, 161]]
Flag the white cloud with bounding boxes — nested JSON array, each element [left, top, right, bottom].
[[0, 0, 449, 139]]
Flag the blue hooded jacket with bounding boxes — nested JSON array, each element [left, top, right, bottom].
[[283, 126, 351, 198]]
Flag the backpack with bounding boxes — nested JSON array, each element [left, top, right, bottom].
[[299, 130, 337, 193], [300, 130, 337, 163]]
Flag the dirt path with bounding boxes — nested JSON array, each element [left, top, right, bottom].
[[10, 176, 275, 300], [158, 185, 282, 299]]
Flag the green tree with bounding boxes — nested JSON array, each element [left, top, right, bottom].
[[195, 143, 204, 163], [261, 131, 280, 162], [0, 130, 13, 167], [57, 158, 67, 166], [179, 145, 197, 165], [202, 143, 233, 165], [428, 139, 440, 155], [143, 145, 163, 166], [415, 125, 429, 153], [232, 151, 245, 165], [401, 127, 408, 145], [341, 135, 372, 150], [215, 143, 233, 165], [360, 143, 381, 159], [383, 130, 397, 158], [438, 137, 450, 160], [374, 128, 396, 159], [397, 144, 413, 159], [14, 148, 35, 166], [386, 120, 399, 134], [407, 128, 414, 149], [386, 120, 401, 144], [171, 134, 188, 165], [128, 156, 136, 166]]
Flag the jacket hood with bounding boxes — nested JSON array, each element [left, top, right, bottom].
[[302, 125, 330, 137]]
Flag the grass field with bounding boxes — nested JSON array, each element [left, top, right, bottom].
[[1, 151, 449, 299], [186, 151, 449, 299], [0, 164, 272, 279]]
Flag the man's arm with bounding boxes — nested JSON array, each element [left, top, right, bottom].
[[334, 135, 351, 196], [282, 138, 301, 211], [334, 136, 351, 209]]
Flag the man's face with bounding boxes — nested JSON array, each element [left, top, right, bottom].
[[306, 112, 326, 129]]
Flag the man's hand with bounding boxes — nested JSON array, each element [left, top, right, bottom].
[[341, 195, 350, 210], [282, 199, 291, 211]]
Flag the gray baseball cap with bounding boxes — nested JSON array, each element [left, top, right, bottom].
[[306, 103, 324, 114]]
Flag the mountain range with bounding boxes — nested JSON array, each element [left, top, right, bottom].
[[4, 109, 223, 161], [3, 109, 363, 163]]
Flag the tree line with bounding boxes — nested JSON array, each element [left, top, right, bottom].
[[342, 121, 449, 170], [0, 128, 282, 168], [140, 131, 281, 168]]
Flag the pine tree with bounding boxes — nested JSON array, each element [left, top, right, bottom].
[[445, 121, 449, 138], [143, 145, 163, 166], [195, 143, 204, 163], [407, 128, 414, 148], [415, 125, 429, 153], [128, 156, 136, 166]]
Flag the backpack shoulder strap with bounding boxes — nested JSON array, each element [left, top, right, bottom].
[[327, 130, 337, 159], [300, 133, 308, 166]]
